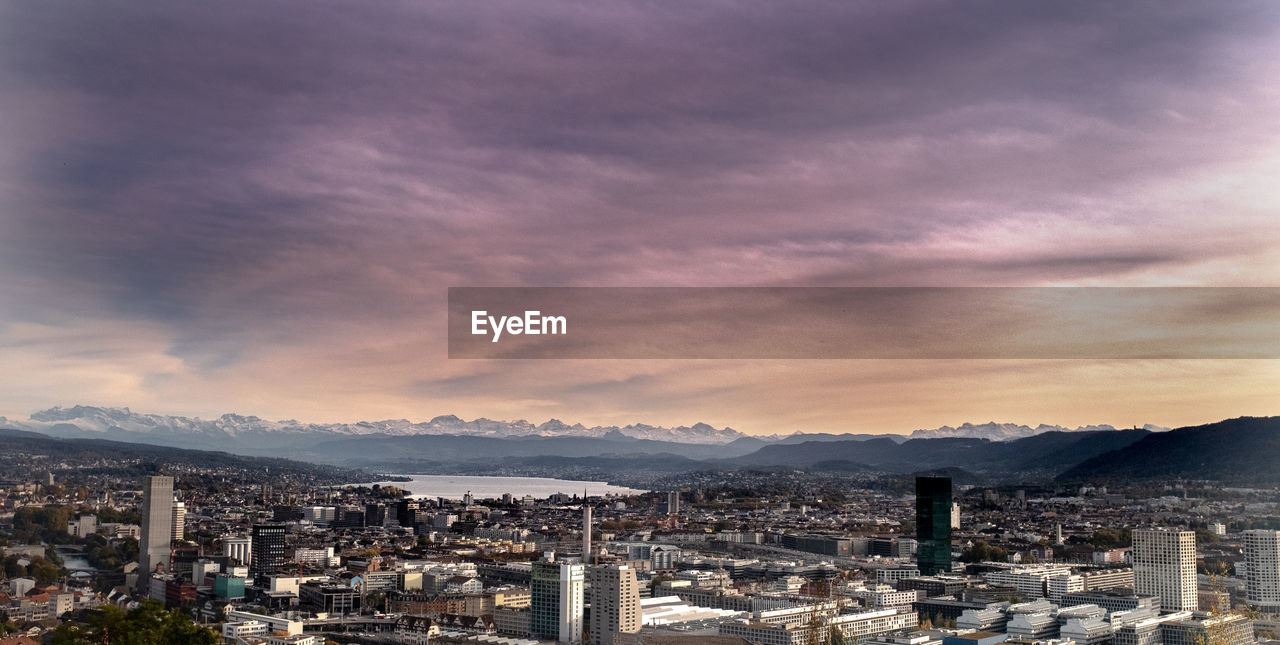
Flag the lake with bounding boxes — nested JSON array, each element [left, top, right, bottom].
[[364, 474, 647, 500]]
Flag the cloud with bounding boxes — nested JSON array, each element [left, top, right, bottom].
[[1, 1, 1278, 427]]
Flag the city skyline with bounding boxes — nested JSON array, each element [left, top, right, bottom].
[[2, 2, 1279, 435]]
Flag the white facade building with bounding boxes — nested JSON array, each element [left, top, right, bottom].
[[1133, 528, 1197, 612], [223, 536, 252, 567], [1244, 529, 1280, 611]]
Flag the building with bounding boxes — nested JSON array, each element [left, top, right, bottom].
[[916, 477, 952, 576], [898, 575, 970, 598], [659, 491, 680, 515], [214, 573, 246, 599], [250, 524, 287, 582], [1244, 529, 1280, 611], [718, 608, 917, 645], [66, 514, 97, 538], [1161, 613, 1253, 645], [223, 536, 252, 566], [299, 581, 359, 614], [364, 503, 387, 527], [942, 632, 1008, 645], [1113, 611, 1192, 645], [1046, 568, 1135, 602], [780, 534, 853, 557], [1061, 590, 1160, 614], [222, 619, 269, 642], [589, 564, 641, 645], [394, 615, 440, 644], [171, 499, 185, 540], [1132, 528, 1197, 612], [138, 475, 174, 587], [531, 554, 584, 643]]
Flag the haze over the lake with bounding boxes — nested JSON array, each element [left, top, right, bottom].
[[369, 475, 646, 501]]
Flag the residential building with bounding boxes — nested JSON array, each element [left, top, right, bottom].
[[1244, 529, 1280, 611], [588, 564, 641, 645]]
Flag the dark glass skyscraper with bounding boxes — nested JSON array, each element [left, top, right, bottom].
[[250, 523, 287, 583], [916, 476, 952, 575]]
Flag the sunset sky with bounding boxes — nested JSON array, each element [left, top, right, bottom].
[[1, 1, 1277, 435]]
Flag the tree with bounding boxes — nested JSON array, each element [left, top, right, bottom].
[[50, 600, 219, 644], [28, 557, 63, 585]]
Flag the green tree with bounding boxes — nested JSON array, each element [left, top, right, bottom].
[[48, 600, 219, 644], [28, 557, 63, 585], [3, 555, 26, 578]]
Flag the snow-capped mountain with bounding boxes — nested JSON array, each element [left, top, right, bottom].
[[907, 421, 1168, 441], [0, 406, 1170, 451], [4, 405, 747, 445]]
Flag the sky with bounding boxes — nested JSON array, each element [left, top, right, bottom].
[[1, 1, 1277, 435]]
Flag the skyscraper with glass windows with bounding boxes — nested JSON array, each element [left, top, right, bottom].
[[531, 553, 584, 643], [916, 476, 952, 576]]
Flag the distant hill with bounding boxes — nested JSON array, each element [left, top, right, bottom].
[[1057, 416, 1280, 484], [726, 429, 1152, 477], [0, 427, 370, 484]]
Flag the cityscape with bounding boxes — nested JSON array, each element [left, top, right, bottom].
[[0, 413, 1278, 644], [2, 1, 1279, 645]]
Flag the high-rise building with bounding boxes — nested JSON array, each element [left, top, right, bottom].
[[396, 499, 420, 528], [138, 475, 174, 586], [223, 536, 251, 567], [588, 564, 640, 645], [364, 503, 386, 527], [171, 499, 186, 540], [916, 476, 952, 576], [1133, 528, 1197, 612], [250, 524, 287, 582], [1244, 530, 1280, 611], [531, 554, 584, 643], [658, 491, 680, 515]]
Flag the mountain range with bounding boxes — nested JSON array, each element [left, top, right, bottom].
[[0, 405, 1165, 450]]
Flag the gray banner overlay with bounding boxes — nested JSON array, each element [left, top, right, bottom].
[[448, 287, 1279, 359]]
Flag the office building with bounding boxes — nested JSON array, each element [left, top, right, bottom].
[[1133, 528, 1197, 612], [139, 475, 174, 585], [250, 524, 287, 582], [1244, 529, 1280, 611], [916, 477, 952, 576], [531, 554, 584, 643], [588, 564, 640, 645], [365, 503, 387, 527]]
